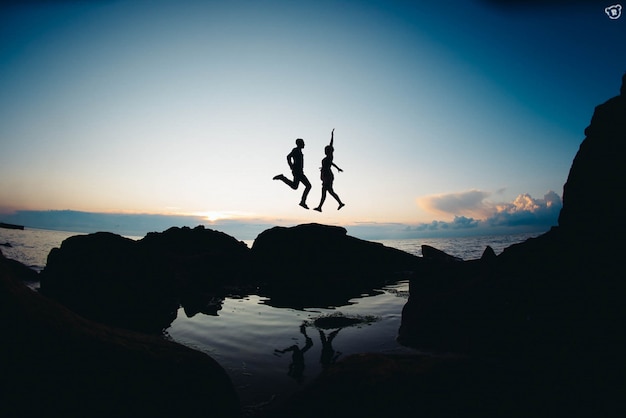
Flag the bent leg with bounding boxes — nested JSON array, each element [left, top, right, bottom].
[[282, 176, 299, 189]]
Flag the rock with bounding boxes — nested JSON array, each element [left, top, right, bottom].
[[558, 74, 626, 240], [138, 225, 252, 290], [0, 252, 241, 418], [480, 245, 496, 261], [40, 232, 179, 333], [421, 244, 463, 262], [40, 226, 253, 333], [250, 223, 419, 308], [0, 247, 39, 282], [393, 76, 626, 416], [252, 223, 418, 280], [39, 223, 419, 329]]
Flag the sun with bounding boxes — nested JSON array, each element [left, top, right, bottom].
[[192, 211, 229, 222]]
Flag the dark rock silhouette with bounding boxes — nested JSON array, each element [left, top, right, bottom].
[[251, 223, 418, 307], [558, 74, 626, 238], [421, 244, 462, 262], [39, 226, 253, 332], [252, 223, 417, 280], [0, 247, 39, 282], [39, 223, 417, 328], [0, 251, 241, 418], [40, 231, 180, 332]]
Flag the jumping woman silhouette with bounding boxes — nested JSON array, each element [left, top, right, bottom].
[[314, 129, 345, 212]]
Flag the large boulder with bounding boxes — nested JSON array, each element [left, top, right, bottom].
[[250, 223, 419, 307], [40, 226, 252, 332], [0, 252, 241, 418], [40, 232, 179, 332]]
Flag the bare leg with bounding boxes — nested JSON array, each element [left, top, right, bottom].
[[314, 189, 327, 212], [300, 175, 311, 205], [328, 186, 344, 209], [274, 174, 299, 189]]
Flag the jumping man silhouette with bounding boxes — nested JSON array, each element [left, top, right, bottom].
[[273, 138, 312, 209], [314, 129, 345, 212]]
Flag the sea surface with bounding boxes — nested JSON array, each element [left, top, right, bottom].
[[0, 227, 540, 410]]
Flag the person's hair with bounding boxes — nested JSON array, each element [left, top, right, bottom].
[[324, 145, 333, 155], [296, 138, 304, 147]]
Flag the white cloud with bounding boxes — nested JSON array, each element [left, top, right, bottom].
[[416, 189, 492, 218], [411, 189, 562, 236], [488, 191, 562, 227]]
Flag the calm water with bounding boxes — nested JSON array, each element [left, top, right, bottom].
[[0, 227, 540, 408]]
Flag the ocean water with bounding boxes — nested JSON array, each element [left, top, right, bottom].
[[0, 227, 540, 409]]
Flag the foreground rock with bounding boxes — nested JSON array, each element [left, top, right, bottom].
[[0, 251, 241, 418]]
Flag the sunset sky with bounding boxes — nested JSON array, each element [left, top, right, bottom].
[[1, 0, 625, 239]]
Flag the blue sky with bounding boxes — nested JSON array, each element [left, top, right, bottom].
[[1, 0, 625, 239]]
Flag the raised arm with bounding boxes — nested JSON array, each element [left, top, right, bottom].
[[330, 128, 334, 147]]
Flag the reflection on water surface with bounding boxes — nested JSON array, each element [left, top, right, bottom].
[[166, 280, 416, 407]]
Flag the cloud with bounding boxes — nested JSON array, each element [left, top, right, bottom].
[[417, 190, 492, 218], [488, 191, 562, 227], [410, 190, 562, 237]]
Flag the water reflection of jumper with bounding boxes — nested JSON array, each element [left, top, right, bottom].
[[274, 324, 313, 383], [274, 323, 343, 382], [319, 328, 342, 367]]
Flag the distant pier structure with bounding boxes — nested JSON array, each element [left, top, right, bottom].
[[0, 222, 24, 230]]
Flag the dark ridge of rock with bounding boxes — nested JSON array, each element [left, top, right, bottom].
[[39, 223, 417, 328], [250, 223, 419, 307], [39, 226, 253, 333], [0, 252, 241, 418], [138, 225, 252, 289], [0, 247, 39, 282], [558, 79, 626, 239], [40, 232, 179, 333], [421, 244, 462, 262], [251, 223, 418, 282], [480, 245, 496, 261]]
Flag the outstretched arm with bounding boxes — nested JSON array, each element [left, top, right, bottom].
[[332, 162, 343, 172]]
